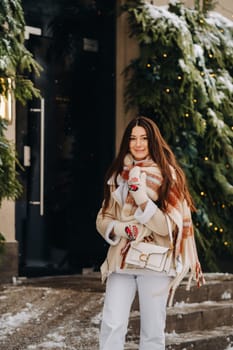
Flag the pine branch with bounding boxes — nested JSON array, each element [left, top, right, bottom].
[[123, 0, 233, 271]]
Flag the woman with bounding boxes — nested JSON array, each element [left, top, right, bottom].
[[96, 116, 204, 350]]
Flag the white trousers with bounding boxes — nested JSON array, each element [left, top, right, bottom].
[[99, 272, 171, 350]]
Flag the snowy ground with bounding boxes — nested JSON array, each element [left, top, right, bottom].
[[0, 280, 104, 350]]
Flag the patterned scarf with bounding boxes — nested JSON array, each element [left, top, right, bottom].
[[121, 154, 205, 306]]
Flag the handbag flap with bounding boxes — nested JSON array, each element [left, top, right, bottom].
[[131, 241, 169, 255]]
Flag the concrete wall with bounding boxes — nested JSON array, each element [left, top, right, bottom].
[[214, 0, 233, 21], [0, 102, 16, 243], [0, 100, 18, 281], [115, 0, 139, 151], [149, 0, 233, 21]]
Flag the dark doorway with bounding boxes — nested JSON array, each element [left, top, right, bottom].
[[16, 0, 115, 276]]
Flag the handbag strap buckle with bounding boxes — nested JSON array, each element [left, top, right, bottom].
[[139, 253, 148, 262]]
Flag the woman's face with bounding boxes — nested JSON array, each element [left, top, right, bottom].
[[129, 126, 149, 161]]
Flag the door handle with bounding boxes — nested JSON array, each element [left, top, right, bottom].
[[40, 98, 45, 216], [29, 98, 45, 216]]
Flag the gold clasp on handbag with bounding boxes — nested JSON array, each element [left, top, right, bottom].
[[139, 253, 148, 262]]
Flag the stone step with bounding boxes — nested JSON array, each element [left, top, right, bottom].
[[128, 300, 233, 336], [125, 325, 233, 350], [166, 325, 233, 350], [167, 300, 233, 333], [24, 272, 233, 304], [173, 273, 233, 304], [128, 273, 233, 314]]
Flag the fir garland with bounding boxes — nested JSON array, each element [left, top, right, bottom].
[[123, 0, 233, 271], [0, 120, 23, 202], [0, 0, 42, 102], [0, 0, 42, 256]]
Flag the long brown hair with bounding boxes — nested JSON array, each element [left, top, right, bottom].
[[102, 116, 195, 213]]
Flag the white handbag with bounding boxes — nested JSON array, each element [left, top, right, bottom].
[[125, 215, 173, 272]]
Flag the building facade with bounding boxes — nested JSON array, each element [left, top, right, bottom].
[[0, 0, 232, 281]]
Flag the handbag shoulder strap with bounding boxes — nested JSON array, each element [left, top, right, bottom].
[[165, 214, 173, 247]]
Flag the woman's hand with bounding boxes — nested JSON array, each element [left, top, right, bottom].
[[113, 220, 139, 241], [128, 166, 149, 206]]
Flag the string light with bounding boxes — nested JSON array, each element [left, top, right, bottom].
[[224, 241, 228, 246], [221, 204, 225, 208], [185, 113, 189, 118], [200, 191, 205, 196], [193, 99, 197, 103], [209, 53, 213, 58], [165, 88, 170, 93], [163, 53, 167, 58], [177, 76, 182, 80], [214, 226, 218, 231], [219, 228, 224, 233], [209, 222, 213, 227], [204, 156, 208, 161], [146, 63, 151, 68]]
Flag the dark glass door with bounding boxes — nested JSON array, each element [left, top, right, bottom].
[[16, 1, 115, 276]]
